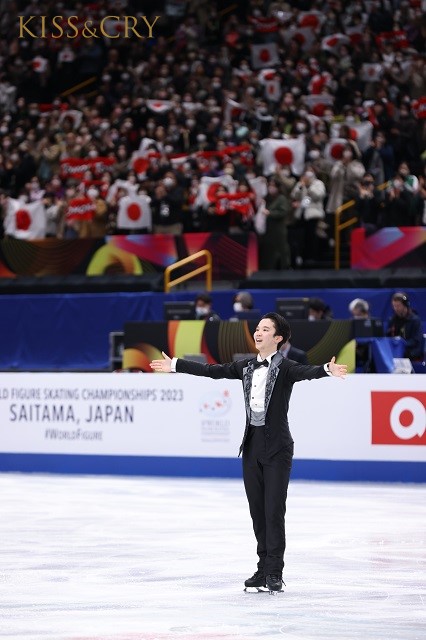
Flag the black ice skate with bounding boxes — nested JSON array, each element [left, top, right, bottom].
[[266, 573, 284, 595], [244, 569, 267, 592]]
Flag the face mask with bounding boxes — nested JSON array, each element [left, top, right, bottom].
[[296, 123, 306, 132], [309, 150, 320, 160], [233, 302, 243, 313], [195, 306, 208, 318], [342, 150, 352, 159], [163, 177, 174, 188], [308, 314, 316, 321]]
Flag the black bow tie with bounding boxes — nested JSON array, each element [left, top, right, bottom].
[[253, 359, 269, 369]]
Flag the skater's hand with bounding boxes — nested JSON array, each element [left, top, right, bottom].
[[328, 356, 347, 379], [150, 351, 172, 373]]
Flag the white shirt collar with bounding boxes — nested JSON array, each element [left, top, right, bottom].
[[257, 351, 277, 364]]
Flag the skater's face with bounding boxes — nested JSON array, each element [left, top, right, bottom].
[[254, 319, 282, 356]]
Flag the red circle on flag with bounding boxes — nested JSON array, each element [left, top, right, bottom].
[[330, 143, 345, 159], [127, 203, 142, 221], [133, 158, 149, 175], [274, 147, 293, 165], [207, 183, 222, 202], [16, 209, 31, 230], [312, 103, 325, 116], [260, 48, 271, 62], [349, 128, 358, 140], [300, 15, 319, 28]]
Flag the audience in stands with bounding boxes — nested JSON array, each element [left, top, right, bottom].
[[0, 0, 424, 269], [194, 293, 221, 321]]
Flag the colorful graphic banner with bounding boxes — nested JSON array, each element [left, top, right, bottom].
[[351, 227, 426, 269]]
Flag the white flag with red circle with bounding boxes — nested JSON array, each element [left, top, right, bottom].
[[412, 96, 426, 119], [250, 43, 280, 69], [194, 176, 237, 209], [360, 63, 383, 83], [32, 56, 48, 73], [324, 138, 348, 162], [4, 198, 46, 239], [258, 138, 306, 177], [321, 33, 350, 53], [117, 195, 152, 230], [330, 121, 373, 152], [297, 11, 325, 30], [223, 98, 247, 124]]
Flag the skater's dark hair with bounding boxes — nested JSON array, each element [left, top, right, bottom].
[[261, 312, 291, 349]]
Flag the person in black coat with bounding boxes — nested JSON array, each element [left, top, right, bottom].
[[280, 341, 308, 365], [150, 312, 347, 592], [386, 292, 424, 361]]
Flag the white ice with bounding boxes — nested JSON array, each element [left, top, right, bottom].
[[0, 473, 425, 640]]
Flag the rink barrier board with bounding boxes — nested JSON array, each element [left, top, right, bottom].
[[0, 453, 424, 483]]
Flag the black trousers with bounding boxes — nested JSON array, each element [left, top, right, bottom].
[[242, 426, 293, 575]]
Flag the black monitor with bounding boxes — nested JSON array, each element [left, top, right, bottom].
[[275, 298, 310, 320], [352, 318, 384, 338], [164, 301, 196, 321], [234, 309, 262, 321]]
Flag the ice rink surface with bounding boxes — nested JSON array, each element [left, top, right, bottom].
[[0, 472, 425, 640]]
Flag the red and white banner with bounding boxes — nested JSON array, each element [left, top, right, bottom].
[[4, 199, 46, 239], [258, 137, 306, 176], [308, 72, 333, 95], [302, 93, 334, 114], [65, 197, 96, 222], [412, 96, 426, 119], [376, 30, 409, 50], [117, 195, 152, 230], [60, 157, 116, 180], [345, 25, 364, 45], [248, 15, 279, 33], [215, 192, 255, 218], [250, 43, 280, 69], [321, 33, 350, 53], [146, 100, 174, 114], [290, 27, 316, 51]]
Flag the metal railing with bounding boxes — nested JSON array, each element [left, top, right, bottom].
[[334, 181, 389, 270], [164, 250, 212, 293]]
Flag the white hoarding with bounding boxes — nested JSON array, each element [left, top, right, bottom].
[[0, 373, 424, 463]]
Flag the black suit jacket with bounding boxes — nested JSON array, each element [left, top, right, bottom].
[[176, 352, 328, 457]]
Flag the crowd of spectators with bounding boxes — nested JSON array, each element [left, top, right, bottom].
[[0, 0, 425, 268]]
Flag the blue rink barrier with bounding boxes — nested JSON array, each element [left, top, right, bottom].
[[0, 453, 424, 483]]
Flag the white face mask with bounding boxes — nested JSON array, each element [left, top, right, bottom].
[[308, 314, 316, 321], [195, 306, 209, 318], [233, 302, 243, 313]]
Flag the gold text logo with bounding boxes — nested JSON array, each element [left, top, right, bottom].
[[18, 15, 160, 39]]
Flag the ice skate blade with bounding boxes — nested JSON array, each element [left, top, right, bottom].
[[268, 588, 284, 595], [244, 586, 269, 593]]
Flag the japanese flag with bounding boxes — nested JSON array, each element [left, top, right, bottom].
[[297, 11, 325, 30], [223, 98, 247, 124], [4, 198, 46, 239], [258, 138, 306, 177], [321, 33, 350, 53], [324, 138, 348, 162], [263, 77, 282, 102], [291, 27, 316, 51], [302, 94, 334, 115], [250, 43, 280, 69], [32, 56, 48, 73], [146, 100, 173, 113], [345, 25, 363, 45], [330, 121, 373, 151], [360, 63, 383, 83], [194, 176, 237, 209], [117, 195, 152, 230]]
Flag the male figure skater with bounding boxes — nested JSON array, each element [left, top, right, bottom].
[[150, 313, 347, 593]]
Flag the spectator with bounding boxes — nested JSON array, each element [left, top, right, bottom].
[[326, 144, 365, 223], [386, 292, 424, 361], [258, 178, 292, 270], [280, 341, 308, 365], [194, 293, 221, 321], [308, 298, 333, 321], [354, 173, 383, 233], [349, 298, 370, 319], [381, 175, 417, 227], [232, 291, 254, 314], [151, 171, 185, 235], [291, 168, 326, 265]]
